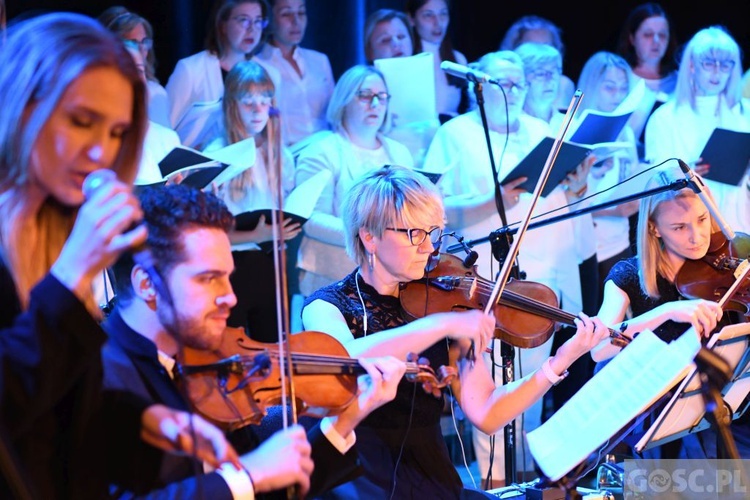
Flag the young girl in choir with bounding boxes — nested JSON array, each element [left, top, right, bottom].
[[166, 0, 279, 140], [205, 60, 301, 342], [576, 51, 641, 305]]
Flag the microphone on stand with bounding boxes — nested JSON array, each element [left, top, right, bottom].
[[439, 60, 497, 85], [677, 159, 736, 240], [82, 170, 173, 305], [441, 231, 479, 268]]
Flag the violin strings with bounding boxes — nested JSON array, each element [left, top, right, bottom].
[[443, 277, 578, 324]]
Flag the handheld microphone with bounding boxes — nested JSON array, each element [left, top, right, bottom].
[[82, 170, 173, 305], [440, 61, 496, 85], [677, 159, 736, 241]]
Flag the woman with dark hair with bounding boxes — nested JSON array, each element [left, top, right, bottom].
[[165, 0, 280, 137], [363, 9, 414, 63], [615, 2, 679, 147], [256, 0, 335, 147], [405, 0, 468, 121], [98, 5, 170, 127]]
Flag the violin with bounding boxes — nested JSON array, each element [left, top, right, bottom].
[[675, 231, 750, 316], [174, 327, 457, 430], [399, 253, 627, 348]]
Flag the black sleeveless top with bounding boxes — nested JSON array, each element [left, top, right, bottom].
[[607, 257, 740, 341], [304, 270, 448, 428]]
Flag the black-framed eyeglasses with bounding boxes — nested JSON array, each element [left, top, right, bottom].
[[231, 16, 269, 30], [385, 226, 443, 247], [699, 58, 735, 73], [492, 80, 528, 94], [124, 37, 153, 51], [356, 90, 391, 104]]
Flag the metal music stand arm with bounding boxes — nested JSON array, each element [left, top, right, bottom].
[[447, 179, 691, 253]]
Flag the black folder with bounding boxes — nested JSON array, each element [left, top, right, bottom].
[[501, 137, 592, 197], [699, 128, 750, 186]]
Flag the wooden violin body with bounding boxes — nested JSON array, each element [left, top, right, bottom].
[[676, 232, 750, 316], [175, 328, 456, 430], [399, 253, 560, 348]]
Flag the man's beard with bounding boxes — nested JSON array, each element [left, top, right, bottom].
[[157, 303, 219, 351]]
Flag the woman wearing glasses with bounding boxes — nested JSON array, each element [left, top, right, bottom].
[[644, 26, 750, 233], [423, 50, 594, 487], [165, 0, 280, 141], [256, 0, 334, 147], [301, 165, 607, 498], [98, 6, 171, 128], [295, 65, 413, 297]]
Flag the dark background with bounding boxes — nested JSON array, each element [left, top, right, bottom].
[[6, 0, 750, 86]]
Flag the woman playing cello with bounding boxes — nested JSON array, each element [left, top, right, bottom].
[[301, 165, 608, 498]]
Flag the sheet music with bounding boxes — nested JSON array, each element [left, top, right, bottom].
[[373, 52, 437, 125], [636, 323, 750, 451], [527, 329, 700, 481], [205, 137, 256, 187]]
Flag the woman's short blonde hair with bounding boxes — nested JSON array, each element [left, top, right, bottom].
[[342, 165, 444, 266]]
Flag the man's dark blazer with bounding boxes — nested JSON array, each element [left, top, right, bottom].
[[102, 309, 359, 499]]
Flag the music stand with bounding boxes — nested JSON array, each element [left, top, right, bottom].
[[635, 322, 750, 455]]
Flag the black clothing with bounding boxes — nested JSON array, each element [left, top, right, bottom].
[[305, 270, 464, 498], [0, 261, 146, 500], [102, 309, 359, 498]]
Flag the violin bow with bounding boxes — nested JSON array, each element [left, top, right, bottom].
[[269, 146, 302, 500], [480, 90, 585, 357]]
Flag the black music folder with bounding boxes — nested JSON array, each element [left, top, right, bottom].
[[501, 137, 592, 197], [699, 128, 750, 186]]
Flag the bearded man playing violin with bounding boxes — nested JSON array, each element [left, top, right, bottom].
[[103, 184, 406, 499]]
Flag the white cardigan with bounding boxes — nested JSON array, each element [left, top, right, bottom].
[[295, 131, 413, 294]]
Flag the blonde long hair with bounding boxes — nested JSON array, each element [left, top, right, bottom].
[[221, 60, 282, 202], [0, 13, 146, 312], [637, 165, 719, 298]]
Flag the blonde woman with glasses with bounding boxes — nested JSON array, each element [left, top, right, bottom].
[[644, 26, 750, 234], [295, 65, 413, 297]]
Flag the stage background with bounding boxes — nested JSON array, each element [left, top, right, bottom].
[[7, 1, 749, 93]]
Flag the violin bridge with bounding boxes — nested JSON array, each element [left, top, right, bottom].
[[733, 259, 749, 280], [468, 277, 478, 300]]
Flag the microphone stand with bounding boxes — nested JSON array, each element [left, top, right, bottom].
[[472, 85, 584, 488], [469, 73, 519, 487], [446, 179, 692, 253]]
